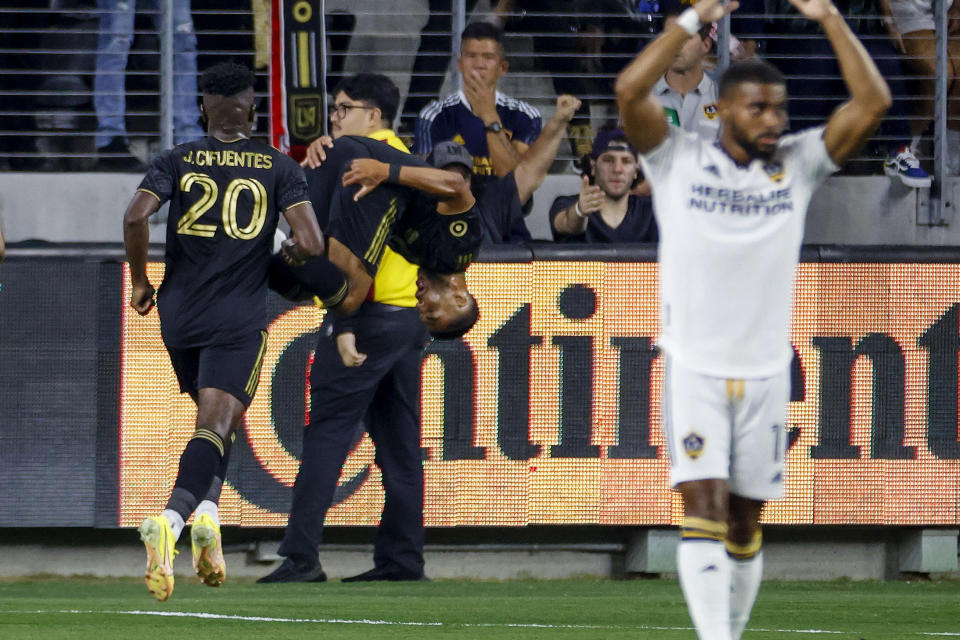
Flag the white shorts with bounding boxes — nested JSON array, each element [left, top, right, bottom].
[[662, 357, 790, 501]]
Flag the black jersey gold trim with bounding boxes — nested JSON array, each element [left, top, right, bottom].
[[363, 196, 399, 266], [136, 187, 161, 201]]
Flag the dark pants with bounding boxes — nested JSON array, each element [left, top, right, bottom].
[[278, 303, 428, 576]]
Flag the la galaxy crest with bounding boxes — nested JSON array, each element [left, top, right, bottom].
[[763, 161, 785, 183], [683, 432, 705, 459], [702, 103, 719, 120]]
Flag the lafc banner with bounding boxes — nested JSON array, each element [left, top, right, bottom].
[[270, 0, 325, 159], [118, 262, 960, 527]]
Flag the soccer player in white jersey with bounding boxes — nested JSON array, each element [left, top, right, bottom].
[[615, 0, 890, 638]]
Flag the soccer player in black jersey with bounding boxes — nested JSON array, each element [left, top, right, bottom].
[[122, 61, 324, 601], [271, 135, 482, 338]]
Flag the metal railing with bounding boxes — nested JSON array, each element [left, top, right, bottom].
[[0, 0, 954, 199]]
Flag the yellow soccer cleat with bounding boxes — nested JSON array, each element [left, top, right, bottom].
[[191, 512, 226, 587], [138, 515, 177, 601]]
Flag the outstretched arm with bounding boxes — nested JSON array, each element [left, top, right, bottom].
[[513, 95, 581, 204], [792, 0, 891, 165], [616, 0, 737, 153], [122, 190, 160, 315], [342, 159, 475, 214]]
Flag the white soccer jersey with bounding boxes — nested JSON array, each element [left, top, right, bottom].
[[654, 73, 720, 141], [640, 125, 838, 378]]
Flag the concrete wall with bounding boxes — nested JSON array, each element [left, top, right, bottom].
[[3, 172, 959, 245]]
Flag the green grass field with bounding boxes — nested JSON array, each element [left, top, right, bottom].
[[1, 577, 958, 639]]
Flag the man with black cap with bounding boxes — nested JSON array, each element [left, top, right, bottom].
[[431, 94, 584, 243], [550, 128, 658, 243]]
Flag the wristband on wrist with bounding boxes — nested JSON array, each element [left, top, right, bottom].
[[676, 7, 701, 36], [388, 163, 401, 183], [574, 201, 586, 218]]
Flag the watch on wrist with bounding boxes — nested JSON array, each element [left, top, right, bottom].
[[484, 121, 503, 133]]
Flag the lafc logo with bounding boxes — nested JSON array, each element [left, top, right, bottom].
[[703, 103, 719, 120], [683, 432, 704, 459], [449, 220, 469, 237], [763, 161, 785, 182]]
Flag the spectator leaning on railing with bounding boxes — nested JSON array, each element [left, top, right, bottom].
[[879, 0, 960, 174], [764, 0, 931, 187], [550, 128, 658, 243], [94, 0, 204, 170]]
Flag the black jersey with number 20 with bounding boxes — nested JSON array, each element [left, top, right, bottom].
[[137, 137, 309, 348]]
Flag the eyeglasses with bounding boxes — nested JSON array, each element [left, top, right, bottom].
[[330, 103, 374, 119]]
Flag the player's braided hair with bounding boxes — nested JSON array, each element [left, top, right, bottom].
[[429, 292, 479, 341], [199, 61, 256, 97]]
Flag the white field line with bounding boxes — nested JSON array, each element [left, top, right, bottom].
[[2, 609, 958, 635]]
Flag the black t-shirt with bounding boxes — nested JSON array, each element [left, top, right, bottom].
[[549, 194, 658, 244], [138, 136, 309, 347], [474, 172, 530, 245], [390, 193, 483, 274]]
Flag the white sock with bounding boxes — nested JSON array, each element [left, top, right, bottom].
[[729, 551, 763, 640], [161, 510, 185, 541], [194, 500, 220, 524], [946, 130, 960, 174], [678, 540, 733, 640]]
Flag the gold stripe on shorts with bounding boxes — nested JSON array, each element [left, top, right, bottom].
[[725, 379, 745, 402], [245, 330, 268, 397]]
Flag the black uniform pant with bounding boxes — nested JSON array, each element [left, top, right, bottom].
[[278, 303, 428, 575]]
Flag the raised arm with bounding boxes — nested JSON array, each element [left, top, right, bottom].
[[122, 190, 161, 315], [512, 95, 581, 204], [615, 0, 737, 153], [462, 65, 523, 177], [791, 0, 891, 165]]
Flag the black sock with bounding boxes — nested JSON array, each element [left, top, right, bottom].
[[203, 431, 235, 504], [166, 429, 223, 521]]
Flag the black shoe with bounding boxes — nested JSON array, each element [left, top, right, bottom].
[[95, 137, 148, 172], [341, 567, 426, 582], [257, 557, 327, 583]]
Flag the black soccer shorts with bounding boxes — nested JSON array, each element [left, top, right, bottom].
[[165, 330, 268, 407]]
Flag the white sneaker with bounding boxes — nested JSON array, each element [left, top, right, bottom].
[[884, 147, 932, 188]]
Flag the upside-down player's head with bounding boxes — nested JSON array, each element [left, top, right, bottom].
[[415, 271, 479, 339], [717, 59, 788, 161], [198, 61, 257, 139]]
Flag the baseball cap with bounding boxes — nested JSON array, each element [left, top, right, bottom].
[[430, 140, 473, 171], [591, 128, 637, 158]]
